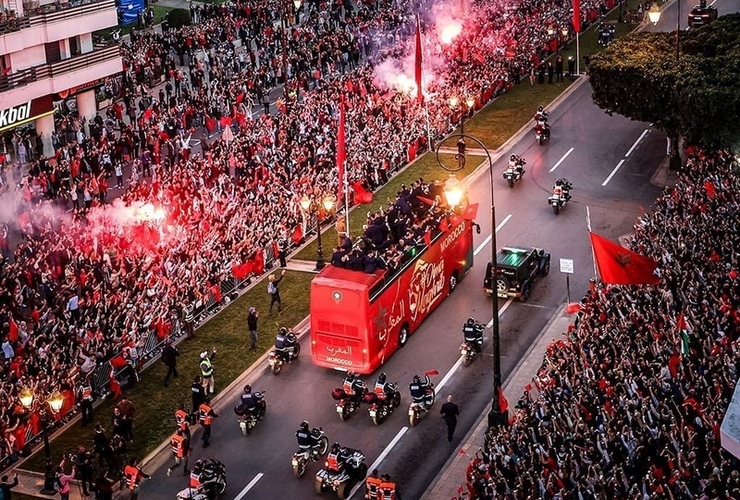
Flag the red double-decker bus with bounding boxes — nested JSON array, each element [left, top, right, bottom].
[[310, 217, 474, 374]]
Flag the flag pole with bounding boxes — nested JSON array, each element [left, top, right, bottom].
[[576, 32, 580, 76], [586, 206, 598, 280], [344, 176, 350, 237]]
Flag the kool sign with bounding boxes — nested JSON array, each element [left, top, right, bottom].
[[0, 96, 54, 132]]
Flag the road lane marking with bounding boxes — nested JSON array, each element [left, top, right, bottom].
[[549, 147, 574, 172], [233, 472, 263, 500], [602, 160, 625, 186], [486, 298, 514, 328], [349, 428, 408, 499], [625, 129, 649, 157], [474, 214, 512, 256]]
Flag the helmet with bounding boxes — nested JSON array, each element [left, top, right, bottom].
[[538, 105, 544, 112], [278, 327, 288, 336], [555, 178, 563, 186], [300, 421, 309, 431], [510, 154, 516, 161], [346, 371, 355, 380], [243, 385, 252, 394], [467, 317, 475, 326], [378, 373, 387, 384], [331, 442, 341, 453], [412, 375, 420, 384], [192, 459, 204, 472], [286, 332, 296, 342]]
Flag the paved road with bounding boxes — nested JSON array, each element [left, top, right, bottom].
[[133, 73, 665, 500]]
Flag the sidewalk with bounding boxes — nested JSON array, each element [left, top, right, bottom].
[[423, 305, 574, 500]]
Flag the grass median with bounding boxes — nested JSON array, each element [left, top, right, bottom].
[[23, 271, 314, 473]]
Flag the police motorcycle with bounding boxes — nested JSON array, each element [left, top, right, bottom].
[[364, 373, 402, 426], [233, 386, 266, 436], [461, 317, 485, 367], [175, 459, 227, 500], [267, 327, 301, 375], [408, 370, 438, 427], [503, 154, 526, 188], [332, 373, 367, 421], [533, 107, 551, 145], [547, 178, 573, 214], [292, 423, 330, 478], [314, 444, 367, 499]]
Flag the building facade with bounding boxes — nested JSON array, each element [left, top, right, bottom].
[[0, 0, 122, 157]]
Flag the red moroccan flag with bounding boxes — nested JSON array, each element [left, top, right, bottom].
[[8, 317, 18, 342], [438, 218, 451, 232], [292, 224, 304, 245], [423, 230, 432, 247], [415, 15, 423, 103], [337, 96, 346, 201], [352, 182, 373, 204], [461, 203, 479, 220], [417, 195, 435, 206], [589, 232, 660, 285], [573, 0, 581, 33], [498, 387, 509, 413], [704, 180, 716, 199]]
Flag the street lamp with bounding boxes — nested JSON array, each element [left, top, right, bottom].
[[20, 388, 65, 495], [435, 133, 507, 429], [449, 96, 476, 135], [300, 192, 336, 270], [646, 2, 682, 169]]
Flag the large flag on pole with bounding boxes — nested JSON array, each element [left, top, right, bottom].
[[589, 232, 660, 285], [573, 0, 581, 32], [337, 96, 346, 201], [677, 312, 691, 356], [415, 15, 423, 104]]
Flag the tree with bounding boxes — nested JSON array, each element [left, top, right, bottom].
[[589, 14, 740, 151]]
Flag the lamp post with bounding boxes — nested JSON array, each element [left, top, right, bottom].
[[436, 133, 507, 429], [646, 3, 682, 170], [448, 96, 476, 135], [282, 0, 303, 102], [300, 192, 336, 270], [20, 387, 65, 495]]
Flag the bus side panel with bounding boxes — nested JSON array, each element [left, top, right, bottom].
[[310, 283, 369, 372]]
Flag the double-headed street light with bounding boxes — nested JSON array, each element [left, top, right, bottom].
[[19, 387, 65, 495], [300, 192, 336, 270], [436, 133, 507, 429], [448, 96, 476, 135]]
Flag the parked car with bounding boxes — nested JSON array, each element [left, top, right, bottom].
[[484, 246, 550, 302]]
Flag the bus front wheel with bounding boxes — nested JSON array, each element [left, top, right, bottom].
[[398, 325, 410, 348], [449, 271, 459, 294]]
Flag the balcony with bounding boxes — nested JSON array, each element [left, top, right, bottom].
[[0, 43, 122, 108], [0, 0, 117, 52]]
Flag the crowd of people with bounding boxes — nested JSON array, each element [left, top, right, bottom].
[[467, 150, 740, 499], [0, 0, 612, 473]]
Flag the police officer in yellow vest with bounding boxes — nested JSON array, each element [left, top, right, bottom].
[[199, 348, 217, 394]]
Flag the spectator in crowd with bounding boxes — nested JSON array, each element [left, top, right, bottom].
[[464, 150, 740, 500]]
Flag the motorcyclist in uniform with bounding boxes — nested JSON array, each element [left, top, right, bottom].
[[507, 154, 525, 176], [342, 372, 367, 403], [462, 317, 484, 353], [326, 442, 354, 474], [240, 385, 265, 420], [373, 373, 399, 403], [534, 106, 551, 139], [274, 327, 297, 361], [295, 421, 322, 456], [409, 375, 433, 409], [552, 178, 572, 201]]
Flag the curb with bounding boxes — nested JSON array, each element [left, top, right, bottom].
[[423, 304, 571, 499]]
